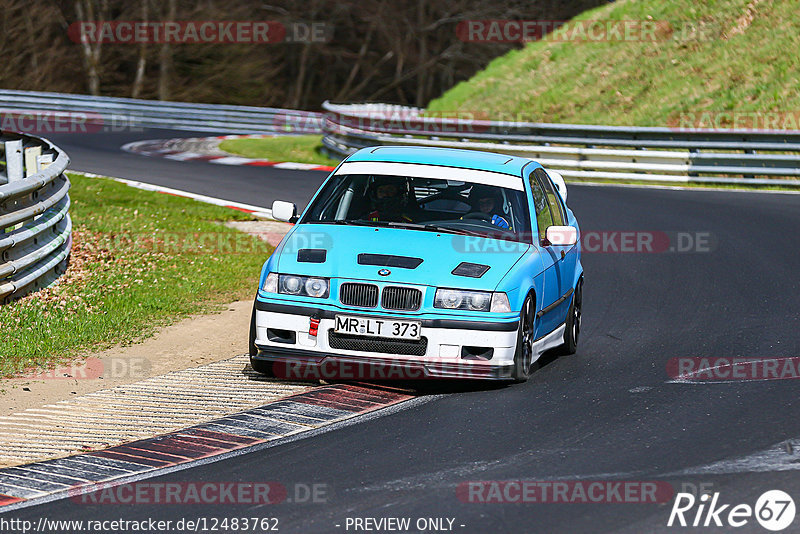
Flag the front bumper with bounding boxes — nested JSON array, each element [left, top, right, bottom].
[[253, 299, 519, 380]]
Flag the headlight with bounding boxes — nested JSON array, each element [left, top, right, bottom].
[[435, 288, 505, 312], [304, 277, 328, 298], [262, 272, 329, 298], [468, 292, 491, 311], [281, 275, 303, 295], [436, 289, 465, 309]]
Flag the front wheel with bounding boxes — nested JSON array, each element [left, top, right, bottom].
[[511, 295, 535, 382], [248, 301, 258, 357], [248, 301, 275, 377], [249, 356, 275, 377]]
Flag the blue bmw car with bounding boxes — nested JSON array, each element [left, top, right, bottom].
[[249, 146, 582, 382]]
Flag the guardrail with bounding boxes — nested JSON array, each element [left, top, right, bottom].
[[0, 131, 71, 304], [0, 89, 323, 135], [321, 102, 800, 187]]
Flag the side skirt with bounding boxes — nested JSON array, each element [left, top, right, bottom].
[[531, 324, 566, 364]]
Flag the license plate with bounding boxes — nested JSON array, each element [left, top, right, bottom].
[[334, 315, 421, 340]]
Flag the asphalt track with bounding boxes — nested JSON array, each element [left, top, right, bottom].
[[46, 129, 329, 210], [8, 129, 800, 532]]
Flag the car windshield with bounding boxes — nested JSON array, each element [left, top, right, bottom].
[[300, 173, 532, 242]]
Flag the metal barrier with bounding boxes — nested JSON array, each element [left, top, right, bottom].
[[321, 102, 800, 187], [0, 89, 323, 135], [0, 131, 71, 304]]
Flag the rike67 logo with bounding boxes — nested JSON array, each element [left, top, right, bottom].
[[668, 490, 796, 531]]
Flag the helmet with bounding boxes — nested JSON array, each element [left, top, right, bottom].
[[368, 176, 411, 213], [468, 184, 503, 211]]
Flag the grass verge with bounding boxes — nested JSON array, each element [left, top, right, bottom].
[[219, 135, 339, 167], [0, 173, 272, 377], [428, 0, 800, 127]]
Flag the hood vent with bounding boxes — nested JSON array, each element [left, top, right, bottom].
[[297, 249, 327, 263], [452, 262, 490, 278], [358, 253, 423, 269]]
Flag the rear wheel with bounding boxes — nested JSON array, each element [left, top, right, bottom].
[[557, 278, 582, 355], [511, 295, 535, 382], [248, 301, 275, 377]]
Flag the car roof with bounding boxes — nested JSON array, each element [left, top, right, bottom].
[[346, 146, 536, 177]]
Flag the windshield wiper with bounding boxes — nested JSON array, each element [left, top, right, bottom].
[[317, 220, 371, 226], [319, 219, 489, 238], [377, 220, 488, 237], [421, 223, 488, 237], [337, 220, 423, 230], [386, 221, 476, 236], [387, 221, 429, 230]]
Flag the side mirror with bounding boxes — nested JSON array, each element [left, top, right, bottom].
[[271, 200, 297, 223], [546, 169, 567, 203], [543, 225, 577, 246]]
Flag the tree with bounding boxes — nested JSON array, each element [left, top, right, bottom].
[[0, 0, 608, 109], [73, 0, 109, 95]]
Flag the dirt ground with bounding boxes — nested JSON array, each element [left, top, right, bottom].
[[0, 219, 293, 417], [0, 299, 253, 416]]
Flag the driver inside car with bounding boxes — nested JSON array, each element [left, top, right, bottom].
[[363, 176, 419, 223], [467, 185, 511, 229]]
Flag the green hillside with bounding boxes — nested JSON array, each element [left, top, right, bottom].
[[428, 0, 800, 127]]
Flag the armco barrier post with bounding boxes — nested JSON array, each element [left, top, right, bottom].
[[4, 139, 23, 182]]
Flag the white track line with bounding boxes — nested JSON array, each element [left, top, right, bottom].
[[70, 171, 274, 219]]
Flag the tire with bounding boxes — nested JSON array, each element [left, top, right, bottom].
[[248, 301, 258, 357], [511, 294, 535, 382], [249, 356, 275, 377], [556, 278, 582, 356], [248, 301, 275, 377]]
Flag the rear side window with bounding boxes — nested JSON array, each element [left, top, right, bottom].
[[538, 169, 566, 226], [529, 170, 554, 241], [529, 168, 567, 241]]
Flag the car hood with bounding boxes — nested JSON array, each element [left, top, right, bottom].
[[275, 224, 529, 291]]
